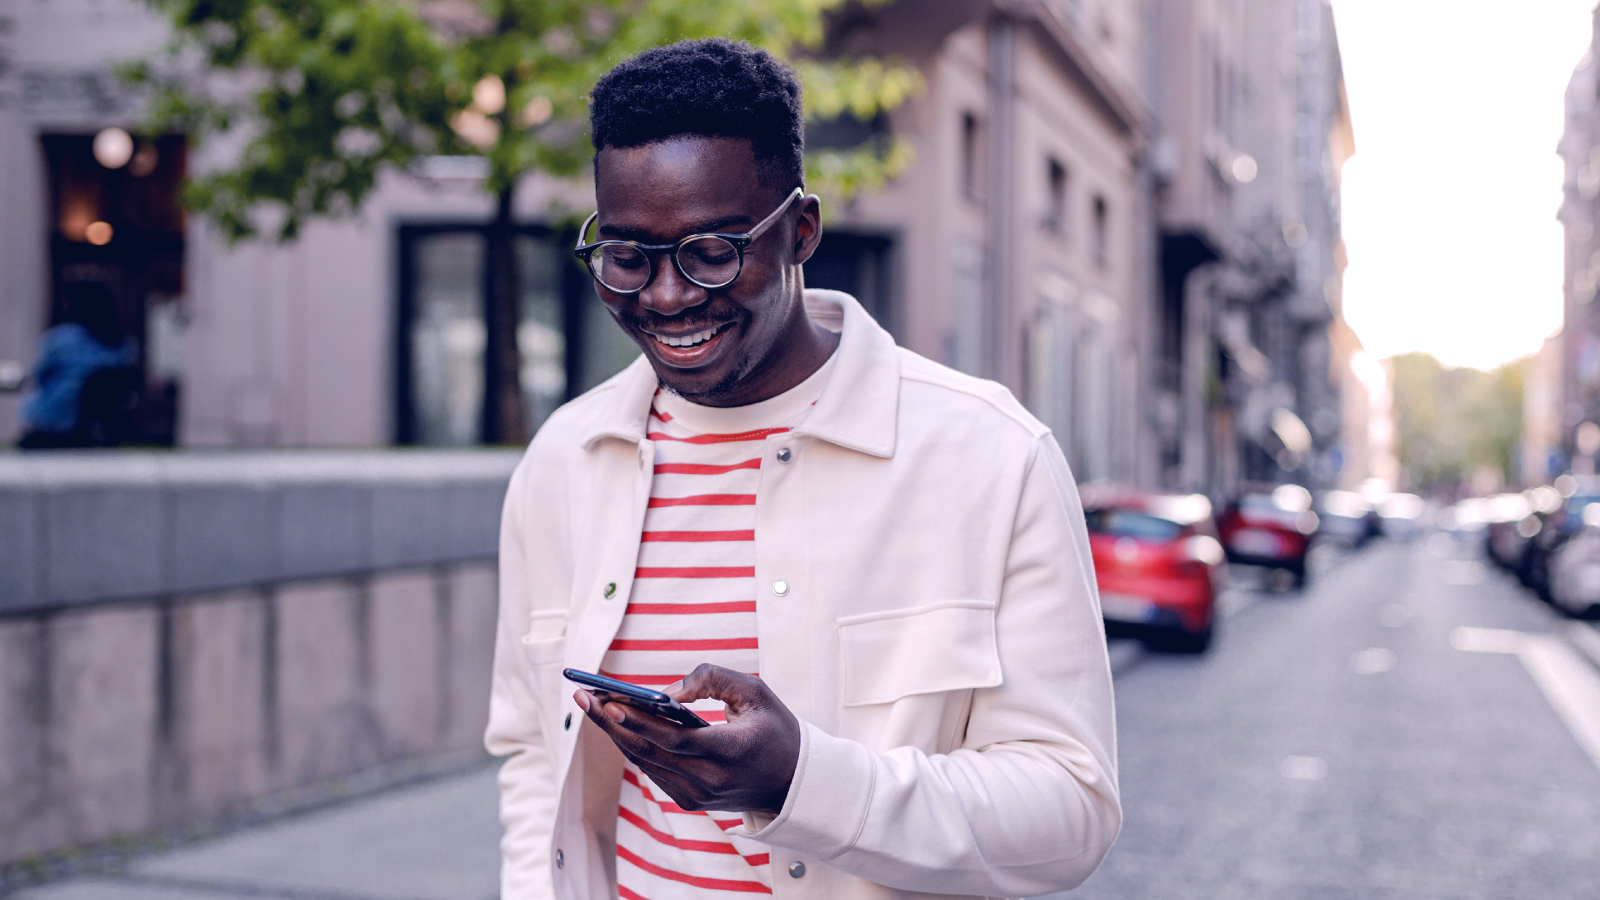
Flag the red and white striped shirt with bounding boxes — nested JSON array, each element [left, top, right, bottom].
[[601, 357, 834, 900]]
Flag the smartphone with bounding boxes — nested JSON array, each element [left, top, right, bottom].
[[563, 668, 710, 728]]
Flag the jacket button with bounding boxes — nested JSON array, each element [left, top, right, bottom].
[[564, 712, 572, 730], [776, 447, 792, 463], [603, 582, 617, 599], [556, 849, 564, 869], [788, 861, 805, 879], [772, 580, 789, 596]]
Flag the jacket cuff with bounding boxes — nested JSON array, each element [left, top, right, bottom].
[[740, 721, 875, 859]]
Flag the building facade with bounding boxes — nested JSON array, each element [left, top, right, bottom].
[[1560, 8, 1600, 463]]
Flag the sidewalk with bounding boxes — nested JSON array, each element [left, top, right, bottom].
[[10, 639, 1159, 900], [11, 765, 503, 900]]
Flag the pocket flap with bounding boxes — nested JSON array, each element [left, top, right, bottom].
[[837, 600, 1001, 707], [521, 610, 568, 665]]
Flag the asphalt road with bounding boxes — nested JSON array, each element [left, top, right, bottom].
[[1057, 533, 1600, 900], [14, 533, 1600, 900]]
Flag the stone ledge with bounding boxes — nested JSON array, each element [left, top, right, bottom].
[[0, 450, 521, 613]]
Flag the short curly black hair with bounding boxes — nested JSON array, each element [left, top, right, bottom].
[[590, 38, 805, 194]]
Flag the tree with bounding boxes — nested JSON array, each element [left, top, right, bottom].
[[128, 0, 920, 443], [1390, 351, 1526, 492]]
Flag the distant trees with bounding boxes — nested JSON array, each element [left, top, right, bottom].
[[1390, 352, 1525, 493], [127, 0, 919, 443]]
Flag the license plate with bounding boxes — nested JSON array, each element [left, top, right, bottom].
[[1230, 528, 1283, 557], [1100, 592, 1156, 623]]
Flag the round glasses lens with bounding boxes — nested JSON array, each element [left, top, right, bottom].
[[594, 244, 652, 292], [677, 236, 741, 288]]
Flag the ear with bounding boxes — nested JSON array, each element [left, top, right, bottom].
[[791, 194, 823, 266]]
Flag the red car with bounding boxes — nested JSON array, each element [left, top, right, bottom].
[[1217, 485, 1320, 589], [1081, 489, 1225, 653]]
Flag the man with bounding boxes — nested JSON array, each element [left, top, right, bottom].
[[487, 38, 1120, 900]]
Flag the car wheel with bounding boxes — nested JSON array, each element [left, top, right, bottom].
[[1290, 561, 1309, 590], [1145, 624, 1213, 655]]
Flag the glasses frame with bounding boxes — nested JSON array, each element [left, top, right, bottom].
[[574, 187, 803, 295]]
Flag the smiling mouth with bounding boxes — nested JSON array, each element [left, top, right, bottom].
[[647, 322, 733, 349]]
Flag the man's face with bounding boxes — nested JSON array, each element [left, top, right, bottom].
[[592, 136, 821, 404]]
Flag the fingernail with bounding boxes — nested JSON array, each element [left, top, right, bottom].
[[665, 681, 683, 695], [606, 704, 626, 723], [574, 691, 590, 711]]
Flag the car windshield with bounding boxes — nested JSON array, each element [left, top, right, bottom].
[[1084, 508, 1184, 540]]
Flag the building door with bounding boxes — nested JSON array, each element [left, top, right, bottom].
[[41, 132, 186, 444]]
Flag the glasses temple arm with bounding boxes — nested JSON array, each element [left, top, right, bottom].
[[743, 187, 804, 243]]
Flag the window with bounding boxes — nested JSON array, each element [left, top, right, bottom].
[[804, 232, 897, 335], [961, 111, 981, 200], [1092, 195, 1109, 267], [396, 225, 639, 445], [1045, 157, 1068, 235]]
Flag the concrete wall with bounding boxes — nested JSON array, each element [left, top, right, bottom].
[[0, 563, 498, 866], [0, 450, 518, 612], [0, 450, 515, 865]]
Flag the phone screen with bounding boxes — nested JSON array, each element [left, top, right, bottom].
[[563, 668, 711, 728]]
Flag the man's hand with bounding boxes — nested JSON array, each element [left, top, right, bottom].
[[576, 664, 801, 817]]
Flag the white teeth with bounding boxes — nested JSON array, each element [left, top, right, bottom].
[[653, 325, 722, 348]]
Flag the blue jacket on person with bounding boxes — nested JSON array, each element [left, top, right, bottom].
[[21, 323, 136, 434]]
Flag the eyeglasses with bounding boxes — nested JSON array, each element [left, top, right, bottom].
[[574, 188, 802, 295]]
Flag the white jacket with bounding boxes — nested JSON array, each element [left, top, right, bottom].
[[487, 290, 1120, 900]]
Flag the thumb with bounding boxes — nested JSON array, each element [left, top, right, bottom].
[[673, 664, 757, 710]]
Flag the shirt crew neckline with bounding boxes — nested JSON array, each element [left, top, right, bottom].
[[654, 350, 838, 435]]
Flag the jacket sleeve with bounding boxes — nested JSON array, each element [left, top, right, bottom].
[[484, 454, 562, 900], [747, 433, 1121, 896]]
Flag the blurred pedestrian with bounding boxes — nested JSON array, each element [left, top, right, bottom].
[[485, 39, 1120, 900], [17, 282, 137, 449]]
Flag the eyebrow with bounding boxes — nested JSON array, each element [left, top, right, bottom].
[[598, 213, 754, 243]]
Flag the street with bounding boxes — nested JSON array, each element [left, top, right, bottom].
[[1066, 534, 1600, 899], [13, 533, 1600, 900]]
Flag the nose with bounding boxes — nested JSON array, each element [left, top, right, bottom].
[[638, 252, 709, 318]]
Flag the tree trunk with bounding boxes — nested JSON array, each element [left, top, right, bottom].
[[485, 183, 528, 445]]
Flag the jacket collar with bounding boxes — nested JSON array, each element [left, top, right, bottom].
[[580, 289, 899, 458]]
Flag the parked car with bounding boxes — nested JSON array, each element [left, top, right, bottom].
[[1524, 485, 1600, 605], [1318, 489, 1379, 547], [1378, 492, 1427, 539], [1549, 504, 1600, 618], [1483, 492, 1535, 571], [1218, 484, 1319, 588], [1081, 488, 1225, 653]]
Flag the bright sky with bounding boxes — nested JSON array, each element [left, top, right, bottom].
[[1330, 0, 1596, 371]]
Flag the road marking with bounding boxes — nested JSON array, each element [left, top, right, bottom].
[[1564, 621, 1600, 669], [1450, 625, 1524, 654], [1518, 635, 1600, 772], [1280, 756, 1328, 780], [1351, 647, 1396, 674], [1452, 626, 1600, 772]]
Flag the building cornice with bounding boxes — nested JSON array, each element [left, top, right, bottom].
[[1000, 0, 1149, 140]]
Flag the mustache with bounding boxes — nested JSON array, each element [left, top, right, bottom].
[[621, 306, 746, 333]]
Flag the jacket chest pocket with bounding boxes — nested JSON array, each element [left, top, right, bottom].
[[521, 609, 568, 666], [836, 600, 1002, 706]]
